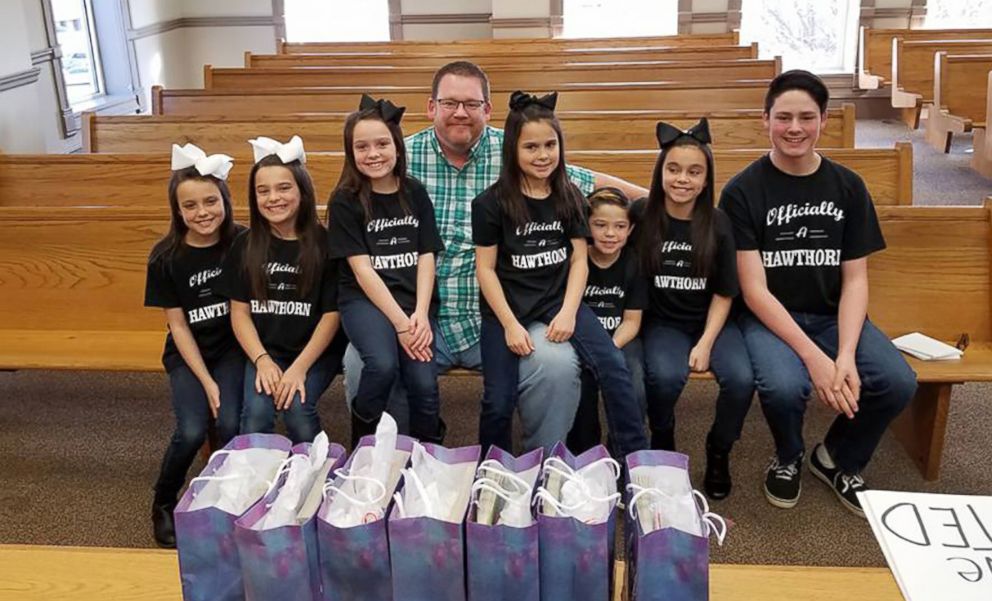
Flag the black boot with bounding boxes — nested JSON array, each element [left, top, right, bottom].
[[351, 412, 380, 449], [704, 440, 732, 500], [152, 501, 177, 548], [417, 417, 447, 445], [650, 428, 676, 452]]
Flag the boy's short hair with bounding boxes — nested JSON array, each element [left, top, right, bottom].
[[764, 69, 829, 115], [587, 186, 630, 212]]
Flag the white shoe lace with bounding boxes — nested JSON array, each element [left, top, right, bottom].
[[838, 473, 866, 494], [769, 457, 799, 481]]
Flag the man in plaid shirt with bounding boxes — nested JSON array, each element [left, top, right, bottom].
[[345, 61, 647, 450]]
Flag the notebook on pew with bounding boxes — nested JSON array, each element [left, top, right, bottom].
[[892, 332, 964, 361]]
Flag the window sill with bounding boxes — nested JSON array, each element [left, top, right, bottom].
[[70, 92, 141, 116]]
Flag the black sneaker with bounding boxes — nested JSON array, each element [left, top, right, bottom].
[[763, 453, 803, 509], [808, 444, 868, 518], [704, 442, 732, 500]]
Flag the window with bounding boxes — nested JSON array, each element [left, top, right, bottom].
[[284, 0, 389, 42], [51, 0, 104, 104], [562, 0, 678, 39], [924, 0, 992, 29], [740, 0, 860, 73]]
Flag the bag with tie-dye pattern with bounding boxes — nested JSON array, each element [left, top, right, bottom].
[[623, 450, 727, 601], [388, 442, 481, 601], [174, 433, 292, 601], [465, 446, 543, 601], [233, 434, 346, 601]]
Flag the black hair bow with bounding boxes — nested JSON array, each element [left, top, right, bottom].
[[655, 118, 711, 148], [359, 94, 406, 124], [508, 90, 558, 112]]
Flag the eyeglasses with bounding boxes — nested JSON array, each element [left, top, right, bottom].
[[435, 98, 487, 112]]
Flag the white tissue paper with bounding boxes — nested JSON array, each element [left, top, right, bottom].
[[323, 413, 409, 528], [255, 432, 336, 530], [188, 447, 289, 515], [394, 443, 476, 523], [627, 465, 704, 536], [471, 459, 540, 528], [536, 457, 620, 525]]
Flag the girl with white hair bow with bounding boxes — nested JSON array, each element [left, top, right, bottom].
[[214, 135, 348, 447], [144, 143, 244, 549]]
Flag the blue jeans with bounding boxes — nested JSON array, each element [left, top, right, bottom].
[[567, 337, 646, 455], [154, 352, 244, 505], [241, 351, 341, 445], [340, 298, 441, 441], [480, 304, 647, 458], [642, 320, 754, 452], [738, 312, 917, 473], [342, 322, 581, 447]]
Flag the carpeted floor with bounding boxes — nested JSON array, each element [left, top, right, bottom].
[[1, 116, 990, 566]]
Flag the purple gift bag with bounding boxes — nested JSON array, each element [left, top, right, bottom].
[[536, 442, 619, 601], [466, 446, 543, 601], [233, 438, 347, 601], [623, 450, 726, 601], [388, 443, 481, 601], [316, 433, 416, 601], [175, 433, 293, 601]]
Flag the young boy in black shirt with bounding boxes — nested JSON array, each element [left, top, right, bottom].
[[719, 71, 917, 517]]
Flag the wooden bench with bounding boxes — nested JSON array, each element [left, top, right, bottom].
[[972, 72, 992, 178], [856, 26, 992, 89], [276, 31, 740, 54], [151, 80, 772, 116], [891, 39, 992, 128], [924, 52, 992, 152], [1, 201, 984, 481], [0, 144, 911, 209], [204, 58, 781, 90], [245, 44, 757, 68], [81, 105, 856, 154], [0, 544, 903, 601]]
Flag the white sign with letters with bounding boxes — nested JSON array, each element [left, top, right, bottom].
[[859, 490, 992, 601]]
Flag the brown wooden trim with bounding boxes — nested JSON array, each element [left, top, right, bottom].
[[841, 102, 856, 148], [489, 17, 550, 29], [203, 64, 213, 88], [80, 111, 95, 152], [400, 13, 492, 25], [151, 85, 163, 115], [895, 141, 913, 206]]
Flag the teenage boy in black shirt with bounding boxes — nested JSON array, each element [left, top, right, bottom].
[[719, 70, 917, 517]]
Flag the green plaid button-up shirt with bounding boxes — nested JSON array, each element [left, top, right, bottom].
[[405, 125, 596, 352]]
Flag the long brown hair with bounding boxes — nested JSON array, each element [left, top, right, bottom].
[[331, 108, 410, 222], [638, 137, 717, 279], [244, 155, 326, 301], [150, 167, 238, 263], [496, 102, 583, 228]]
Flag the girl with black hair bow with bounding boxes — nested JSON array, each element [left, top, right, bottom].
[[472, 90, 648, 457]]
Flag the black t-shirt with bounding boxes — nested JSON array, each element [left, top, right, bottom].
[[583, 248, 647, 335], [472, 186, 590, 325], [144, 240, 242, 372], [214, 230, 340, 362], [642, 211, 739, 326], [327, 178, 444, 314], [719, 155, 885, 315]]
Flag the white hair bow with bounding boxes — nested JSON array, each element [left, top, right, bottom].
[[171, 143, 235, 180], [248, 135, 307, 165]]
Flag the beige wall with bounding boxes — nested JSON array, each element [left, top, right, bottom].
[[0, 1, 46, 152]]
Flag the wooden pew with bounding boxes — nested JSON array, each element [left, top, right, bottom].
[[973, 72, 992, 178], [276, 32, 740, 54], [0, 144, 912, 209], [245, 44, 757, 68], [80, 106, 857, 154], [924, 52, 992, 152], [2, 200, 986, 480], [204, 58, 781, 90], [891, 39, 992, 128], [856, 26, 992, 89], [151, 80, 772, 116]]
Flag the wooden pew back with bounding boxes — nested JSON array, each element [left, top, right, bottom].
[[152, 81, 771, 116], [277, 32, 740, 54], [893, 39, 992, 103], [82, 105, 856, 154], [934, 53, 992, 126], [971, 73, 992, 177], [246, 44, 757, 68], [0, 144, 912, 209], [205, 59, 781, 90], [858, 27, 992, 88]]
